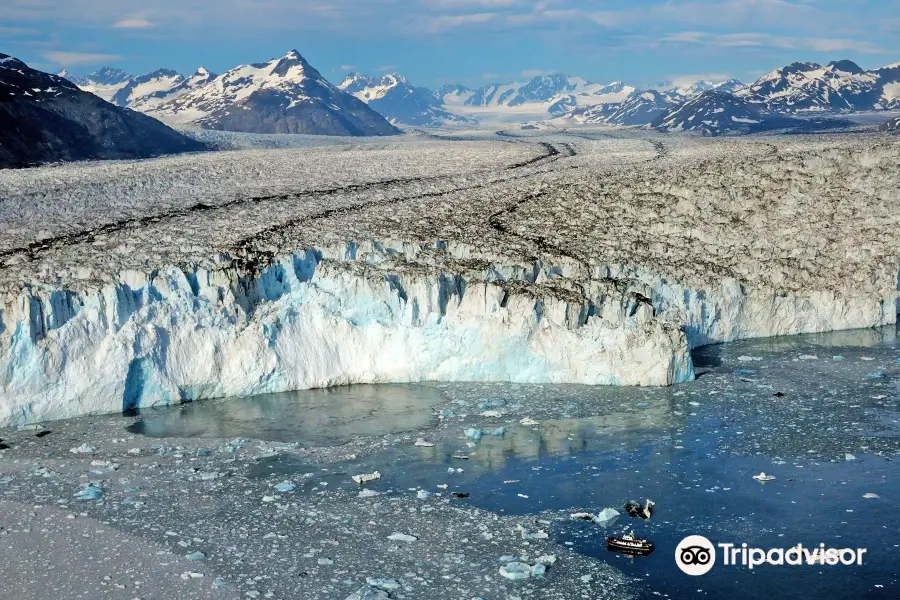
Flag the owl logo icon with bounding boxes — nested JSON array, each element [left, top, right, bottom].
[[676, 536, 716, 575]]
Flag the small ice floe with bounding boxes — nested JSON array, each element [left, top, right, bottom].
[[520, 417, 539, 426], [863, 493, 880, 499], [481, 410, 503, 418], [273, 481, 295, 493], [464, 427, 505, 441], [70, 443, 97, 454], [185, 551, 205, 561], [387, 532, 418, 542], [358, 489, 381, 498], [30, 466, 57, 478], [479, 399, 506, 410], [572, 508, 620, 526], [351, 471, 381, 484], [74, 483, 103, 500], [845, 454, 857, 461], [414, 438, 434, 447], [89, 460, 119, 474], [416, 490, 431, 500], [738, 355, 762, 362], [365, 577, 400, 591], [499, 562, 533, 580], [516, 525, 548, 539], [798, 355, 818, 361], [345, 586, 390, 600], [752, 472, 776, 482]]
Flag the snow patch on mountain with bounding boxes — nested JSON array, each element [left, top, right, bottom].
[[738, 60, 900, 113], [654, 91, 765, 135], [60, 67, 131, 103], [339, 72, 471, 127]]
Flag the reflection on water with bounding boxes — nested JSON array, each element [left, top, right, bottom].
[[127, 384, 443, 444], [448, 407, 681, 469]]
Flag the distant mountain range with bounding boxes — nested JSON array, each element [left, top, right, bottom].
[[63, 51, 399, 136], [737, 60, 900, 113], [0, 53, 204, 169], [338, 72, 470, 127], [47, 53, 900, 138], [564, 59, 899, 135]]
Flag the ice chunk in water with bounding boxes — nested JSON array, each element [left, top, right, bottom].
[[273, 481, 296, 492], [499, 562, 532, 580], [74, 483, 103, 500]]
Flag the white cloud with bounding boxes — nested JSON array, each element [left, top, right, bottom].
[[42, 51, 123, 66], [340, 64, 356, 71], [424, 12, 499, 32], [112, 17, 155, 29], [660, 31, 889, 54]]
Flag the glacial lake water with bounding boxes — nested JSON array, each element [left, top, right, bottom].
[[129, 325, 900, 599]]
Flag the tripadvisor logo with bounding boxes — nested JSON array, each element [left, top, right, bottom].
[[675, 536, 716, 575], [675, 536, 868, 575]]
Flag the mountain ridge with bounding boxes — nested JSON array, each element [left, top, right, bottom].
[[1, 53, 205, 168]]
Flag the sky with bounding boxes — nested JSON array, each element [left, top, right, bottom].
[[2, 0, 898, 89]]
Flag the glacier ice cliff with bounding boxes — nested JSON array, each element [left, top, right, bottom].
[[0, 242, 693, 425]]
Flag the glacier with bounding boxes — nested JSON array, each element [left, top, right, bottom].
[[0, 241, 694, 426], [0, 130, 898, 426]]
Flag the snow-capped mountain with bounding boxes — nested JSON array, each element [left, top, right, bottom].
[[547, 81, 634, 117], [1, 54, 204, 168], [144, 51, 399, 136], [338, 72, 469, 127], [881, 114, 900, 131], [737, 60, 900, 113], [559, 78, 742, 126], [434, 84, 473, 103], [57, 66, 131, 103], [653, 90, 768, 135], [605, 90, 675, 126], [58, 65, 216, 110], [664, 78, 745, 101], [447, 74, 634, 121]]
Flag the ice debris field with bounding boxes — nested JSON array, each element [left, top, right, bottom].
[[0, 127, 898, 425]]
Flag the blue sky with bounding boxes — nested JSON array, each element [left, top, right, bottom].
[[2, 0, 898, 88]]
